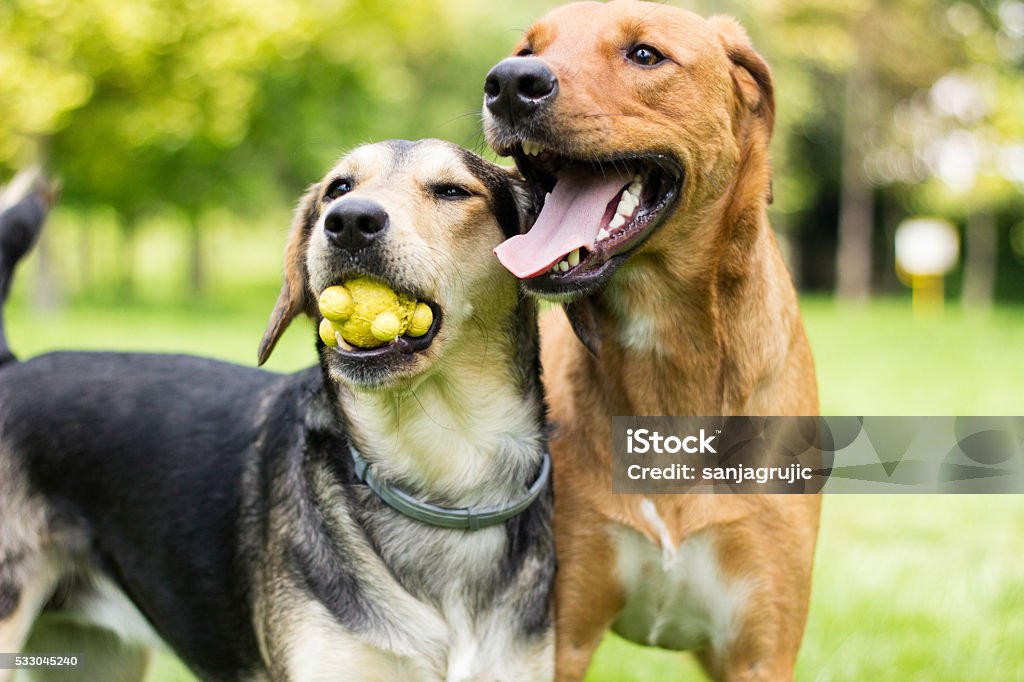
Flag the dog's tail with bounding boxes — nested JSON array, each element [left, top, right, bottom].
[[0, 167, 59, 368]]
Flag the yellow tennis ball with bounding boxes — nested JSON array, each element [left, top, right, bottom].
[[319, 285, 354, 322], [406, 302, 433, 337], [370, 311, 402, 342], [318, 318, 339, 347], [319, 277, 424, 348], [345, 278, 397, 317]]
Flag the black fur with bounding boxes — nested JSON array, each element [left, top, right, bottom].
[[0, 173, 53, 366], [564, 297, 603, 358], [0, 353, 271, 679]]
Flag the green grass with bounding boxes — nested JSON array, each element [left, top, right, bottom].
[[586, 495, 1024, 682], [801, 298, 1024, 416], [6, 290, 1024, 681]]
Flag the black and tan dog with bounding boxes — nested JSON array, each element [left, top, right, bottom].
[[0, 141, 554, 681], [484, 2, 820, 680]]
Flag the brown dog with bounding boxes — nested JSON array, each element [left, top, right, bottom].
[[482, 2, 821, 680]]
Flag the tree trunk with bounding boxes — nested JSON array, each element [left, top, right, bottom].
[[188, 220, 204, 296], [835, 11, 877, 300], [962, 212, 996, 309]]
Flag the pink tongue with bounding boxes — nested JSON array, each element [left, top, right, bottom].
[[494, 166, 631, 278]]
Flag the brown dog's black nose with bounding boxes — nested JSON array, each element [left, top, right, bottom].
[[484, 58, 558, 122], [324, 199, 388, 251]]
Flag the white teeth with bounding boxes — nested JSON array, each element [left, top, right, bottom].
[[628, 182, 643, 197], [522, 141, 545, 156], [568, 249, 580, 267], [609, 187, 638, 234], [551, 259, 569, 273], [596, 228, 611, 242], [615, 190, 638, 219], [335, 332, 354, 352]]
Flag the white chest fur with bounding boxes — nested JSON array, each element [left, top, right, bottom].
[[610, 501, 750, 653], [282, 594, 552, 682]]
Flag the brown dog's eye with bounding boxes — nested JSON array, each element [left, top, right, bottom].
[[323, 179, 352, 202], [627, 44, 665, 67], [431, 184, 472, 200], [516, 47, 533, 57]]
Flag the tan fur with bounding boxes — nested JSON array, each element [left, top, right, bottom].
[[497, 2, 821, 680]]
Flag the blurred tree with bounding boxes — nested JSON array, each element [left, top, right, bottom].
[[734, 0, 991, 298], [871, 2, 1024, 306], [733, 0, 1024, 301], [0, 0, 548, 295]]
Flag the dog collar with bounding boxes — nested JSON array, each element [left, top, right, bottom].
[[348, 444, 551, 531]]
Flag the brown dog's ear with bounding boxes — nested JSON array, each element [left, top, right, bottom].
[[710, 16, 775, 138], [258, 185, 320, 366]]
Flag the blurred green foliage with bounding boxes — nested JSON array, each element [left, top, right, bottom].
[[2, 0, 554, 292], [2, 0, 545, 207]]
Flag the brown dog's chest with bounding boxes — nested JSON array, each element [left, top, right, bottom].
[[608, 501, 751, 653]]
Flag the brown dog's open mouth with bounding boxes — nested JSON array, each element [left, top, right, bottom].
[[494, 145, 683, 295]]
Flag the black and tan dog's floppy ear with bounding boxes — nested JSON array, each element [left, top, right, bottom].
[[456, 147, 535, 240], [258, 186, 319, 366], [499, 166, 536, 239], [710, 16, 775, 138]]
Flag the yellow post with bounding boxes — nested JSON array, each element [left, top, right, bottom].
[[911, 274, 944, 316]]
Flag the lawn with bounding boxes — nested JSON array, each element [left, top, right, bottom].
[[6, 290, 1024, 682]]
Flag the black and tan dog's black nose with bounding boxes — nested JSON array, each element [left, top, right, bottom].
[[484, 58, 558, 122], [324, 199, 388, 251]]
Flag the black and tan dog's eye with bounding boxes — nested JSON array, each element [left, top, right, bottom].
[[324, 179, 353, 201], [431, 184, 472, 200], [627, 44, 665, 67]]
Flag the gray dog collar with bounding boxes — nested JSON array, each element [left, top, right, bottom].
[[349, 444, 551, 531]]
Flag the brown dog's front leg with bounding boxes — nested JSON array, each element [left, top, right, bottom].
[[554, 576, 619, 681], [553, 505, 624, 681], [696, 509, 818, 682]]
